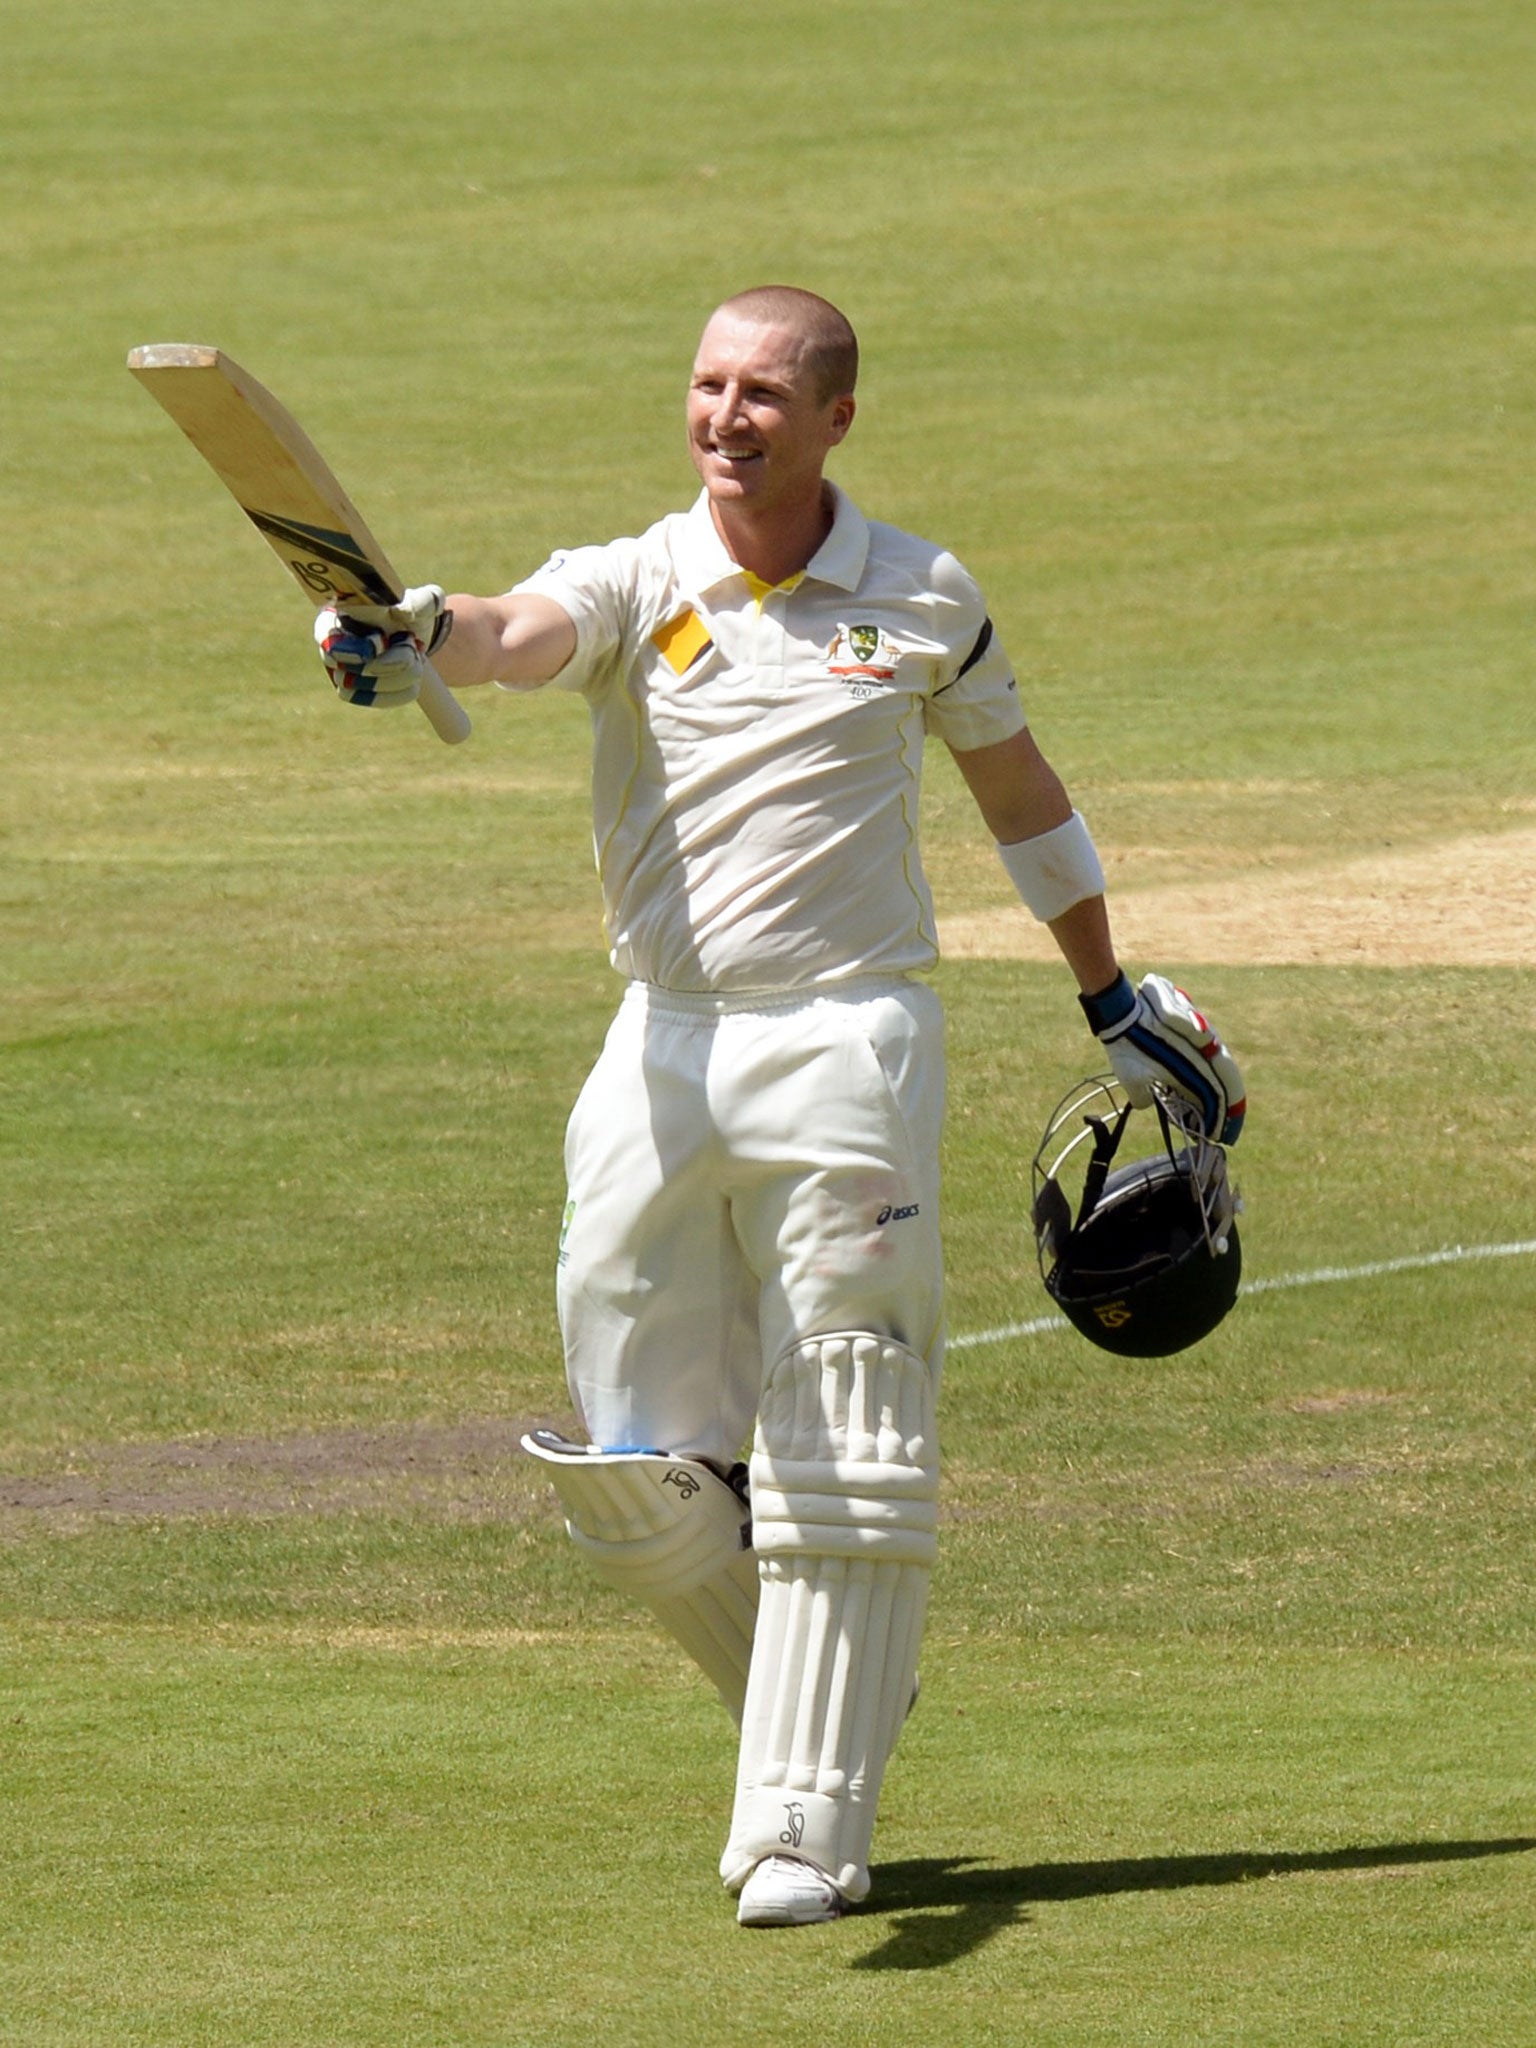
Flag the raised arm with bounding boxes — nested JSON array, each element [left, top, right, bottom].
[[314, 585, 578, 710], [432, 591, 578, 690]]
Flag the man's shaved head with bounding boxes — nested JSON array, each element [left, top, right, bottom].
[[711, 286, 859, 404]]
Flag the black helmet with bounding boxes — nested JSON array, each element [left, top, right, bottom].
[[1032, 1076, 1243, 1357]]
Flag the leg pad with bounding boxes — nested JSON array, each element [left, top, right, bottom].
[[721, 1332, 939, 1900], [522, 1430, 758, 1724], [749, 1331, 938, 1566]]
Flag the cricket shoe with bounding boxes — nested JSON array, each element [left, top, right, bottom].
[[736, 1855, 844, 1928]]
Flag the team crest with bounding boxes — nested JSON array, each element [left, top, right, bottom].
[[828, 621, 901, 684]]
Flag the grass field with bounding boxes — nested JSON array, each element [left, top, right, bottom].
[[3, 2, 1534, 2041]]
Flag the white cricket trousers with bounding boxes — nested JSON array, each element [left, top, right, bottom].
[[556, 976, 946, 1463]]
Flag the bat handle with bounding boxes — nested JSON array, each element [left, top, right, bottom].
[[417, 660, 472, 745]]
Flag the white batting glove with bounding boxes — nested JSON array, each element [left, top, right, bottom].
[[337, 584, 450, 646], [314, 585, 450, 710], [1080, 971, 1247, 1145]]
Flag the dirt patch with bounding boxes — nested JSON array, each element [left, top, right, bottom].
[[939, 826, 1536, 967], [0, 1419, 563, 1534]]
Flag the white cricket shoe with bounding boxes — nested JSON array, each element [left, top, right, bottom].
[[736, 1855, 844, 1927]]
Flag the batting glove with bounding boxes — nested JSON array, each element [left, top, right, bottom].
[[1080, 971, 1247, 1145], [314, 584, 450, 710]]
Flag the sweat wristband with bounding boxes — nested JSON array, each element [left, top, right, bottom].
[[995, 810, 1106, 924]]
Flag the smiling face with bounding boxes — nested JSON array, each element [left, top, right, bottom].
[[686, 308, 856, 529]]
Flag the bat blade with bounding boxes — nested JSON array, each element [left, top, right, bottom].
[[127, 343, 470, 745]]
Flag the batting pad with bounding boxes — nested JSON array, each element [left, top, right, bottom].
[[721, 1333, 938, 1901], [521, 1430, 758, 1724]]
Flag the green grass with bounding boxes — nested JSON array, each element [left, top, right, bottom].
[[2, 1630, 1531, 2044], [3, 0, 1535, 2040]]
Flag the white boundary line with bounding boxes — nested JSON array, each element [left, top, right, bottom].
[[949, 1238, 1536, 1353]]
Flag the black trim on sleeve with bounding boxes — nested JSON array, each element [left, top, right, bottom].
[[935, 615, 994, 695]]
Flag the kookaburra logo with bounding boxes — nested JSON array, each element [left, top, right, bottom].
[[663, 1468, 702, 1499], [828, 621, 900, 682]]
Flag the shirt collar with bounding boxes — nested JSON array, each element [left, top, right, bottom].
[[675, 482, 870, 597]]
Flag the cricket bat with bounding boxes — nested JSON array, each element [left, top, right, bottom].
[[126, 343, 471, 745]]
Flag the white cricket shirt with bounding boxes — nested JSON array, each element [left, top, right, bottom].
[[508, 484, 1026, 995]]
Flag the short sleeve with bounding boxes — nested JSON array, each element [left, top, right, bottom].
[[505, 538, 643, 695], [922, 554, 1028, 752]]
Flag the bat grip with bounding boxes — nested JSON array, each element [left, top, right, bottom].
[[417, 661, 472, 745]]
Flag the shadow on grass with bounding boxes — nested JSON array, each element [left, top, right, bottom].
[[851, 1836, 1536, 1971]]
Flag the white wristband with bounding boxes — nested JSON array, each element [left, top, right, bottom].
[[996, 811, 1106, 923]]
